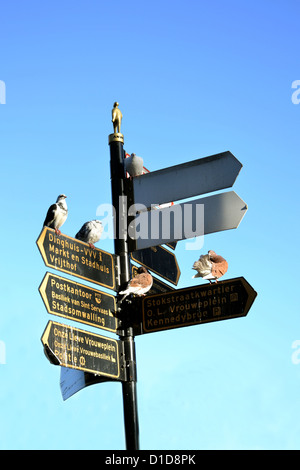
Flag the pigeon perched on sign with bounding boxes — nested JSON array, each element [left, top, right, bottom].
[[125, 153, 144, 178], [75, 220, 103, 249], [43, 194, 68, 235], [119, 266, 153, 302], [192, 250, 228, 283]]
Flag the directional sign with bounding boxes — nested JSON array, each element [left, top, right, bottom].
[[131, 264, 175, 295], [39, 272, 118, 332], [136, 277, 257, 335], [130, 245, 181, 285], [128, 191, 247, 251], [41, 321, 126, 380], [130, 151, 242, 209], [37, 227, 117, 290]]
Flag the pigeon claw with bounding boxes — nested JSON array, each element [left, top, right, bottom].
[[55, 228, 62, 236], [89, 243, 96, 250]]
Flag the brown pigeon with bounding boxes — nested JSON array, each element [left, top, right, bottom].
[[192, 250, 228, 283], [119, 266, 153, 302]]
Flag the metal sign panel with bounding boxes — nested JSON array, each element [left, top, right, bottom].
[[41, 321, 125, 380], [37, 227, 117, 290], [139, 277, 257, 334], [130, 245, 181, 285], [131, 264, 175, 294], [39, 272, 118, 332], [129, 191, 247, 251], [131, 151, 242, 209], [60, 367, 113, 401]]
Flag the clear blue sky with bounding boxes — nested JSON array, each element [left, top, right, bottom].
[[1, 0, 300, 450]]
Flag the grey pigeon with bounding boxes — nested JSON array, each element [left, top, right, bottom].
[[43, 194, 68, 235], [119, 266, 153, 302], [75, 220, 103, 249], [125, 153, 144, 178], [192, 250, 228, 284]]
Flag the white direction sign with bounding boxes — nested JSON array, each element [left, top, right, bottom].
[[128, 191, 247, 251], [131, 151, 242, 209]]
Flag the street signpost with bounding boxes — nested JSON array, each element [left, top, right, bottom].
[[41, 320, 126, 380], [131, 264, 175, 295], [130, 245, 181, 285], [37, 227, 117, 290], [39, 272, 118, 332], [37, 103, 257, 451], [130, 151, 242, 209], [136, 277, 257, 335], [128, 191, 248, 251]]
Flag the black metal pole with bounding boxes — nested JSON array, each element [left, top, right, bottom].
[[109, 133, 140, 451]]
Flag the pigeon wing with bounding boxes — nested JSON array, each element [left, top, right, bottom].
[[44, 203, 57, 228], [211, 259, 228, 278], [75, 222, 91, 241]]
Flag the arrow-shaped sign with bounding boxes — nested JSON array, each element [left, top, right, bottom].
[[41, 321, 126, 380], [133, 277, 257, 335], [39, 272, 118, 332], [37, 227, 117, 290], [131, 245, 181, 285], [131, 264, 175, 294], [130, 151, 242, 209], [128, 191, 247, 251]]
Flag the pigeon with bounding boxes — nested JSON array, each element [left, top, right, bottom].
[[118, 266, 153, 302], [192, 250, 228, 284], [125, 153, 144, 178], [75, 220, 103, 249], [43, 194, 68, 235]]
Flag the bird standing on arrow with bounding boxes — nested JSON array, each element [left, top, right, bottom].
[[192, 250, 228, 283], [75, 220, 103, 249], [119, 266, 153, 302], [43, 194, 68, 236]]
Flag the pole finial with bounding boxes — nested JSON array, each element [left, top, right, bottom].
[[109, 102, 124, 144]]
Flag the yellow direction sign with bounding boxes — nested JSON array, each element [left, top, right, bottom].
[[41, 321, 126, 380], [139, 277, 257, 335], [37, 227, 117, 290], [39, 272, 118, 333]]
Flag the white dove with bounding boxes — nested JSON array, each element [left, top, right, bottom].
[[43, 194, 68, 235]]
